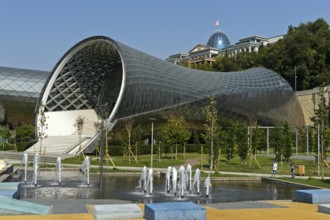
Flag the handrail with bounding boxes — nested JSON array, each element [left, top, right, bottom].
[[63, 136, 90, 154]]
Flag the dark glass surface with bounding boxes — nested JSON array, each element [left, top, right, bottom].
[[0, 66, 48, 101], [0, 66, 49, 125], [40, 36, 305, 127]]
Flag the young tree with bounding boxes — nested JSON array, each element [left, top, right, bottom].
[[74, 115, 85, 159], [166, 115, 191, 160], [132, 124, 143, 159], [271, 126, 283, 163], [0, 125, 10, 139], [123, 117, 138, 164], [253, 126, 266, 153], [37, 102, 48, 161], [93, 121, 101, 156], [282, 121, 293, 162], [202, 96, 218, 171], [16, 123, 35, 142], [311, 87, 330, 178], [236, 121, 248, 164], [223, 124, 236, 163], [0, 125, 10, 149]]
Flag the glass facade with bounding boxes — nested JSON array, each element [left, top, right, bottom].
[[0, 67, 49, 125], [39, 36, 305, 127], [0, 67, 48, 101], [207, 31, 231, 49]]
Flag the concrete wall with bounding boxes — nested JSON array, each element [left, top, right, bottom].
[[296, 86, 330, 126], [45, 109, 99, 136]]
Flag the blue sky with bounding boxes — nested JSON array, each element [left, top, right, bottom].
[[0, 0, 329, 71]]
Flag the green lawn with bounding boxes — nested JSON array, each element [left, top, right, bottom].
[[62, 153, 199, 168], [278, 177, 330, 189], [61, 152, 330, 188], [62, 152, 330, 176]]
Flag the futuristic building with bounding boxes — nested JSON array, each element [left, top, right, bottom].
[[0, 66, 49, 126], [27, 35, 305, 155]]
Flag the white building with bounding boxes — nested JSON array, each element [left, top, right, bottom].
[[167, 30, 284, 68]]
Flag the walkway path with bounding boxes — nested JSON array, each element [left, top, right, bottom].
[[1, 200, 330, 220], [180, 157, 200, 168]]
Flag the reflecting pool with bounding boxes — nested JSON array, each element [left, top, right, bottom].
[[18, 170, 303, 204]]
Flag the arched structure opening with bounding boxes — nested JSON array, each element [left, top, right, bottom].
[[38, 38, 124, 137], [32, 36, 305, 155]]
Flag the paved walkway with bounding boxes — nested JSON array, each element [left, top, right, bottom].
[[0, 200, 330, 220]]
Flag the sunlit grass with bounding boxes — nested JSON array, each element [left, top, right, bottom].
[[278, 177, 330, 189], [62, 152, 330, 176]]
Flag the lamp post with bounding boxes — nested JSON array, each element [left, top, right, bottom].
[[150, 118, 156, 168], [294, 66, 297, 92], [99, 102, 108, 196]]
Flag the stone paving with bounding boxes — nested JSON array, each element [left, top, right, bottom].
[[1, 200, 330, 220]]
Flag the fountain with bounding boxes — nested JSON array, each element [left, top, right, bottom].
[[186, 164, 192, 193], [137, 166, 148, 193], [137, 166, 153, 196], [204, 175, 212, 198], [80, 156, 90, 186], [55, 157, 62, 185], [146, 168, 153, 196], [172, 167, 177, 196], [178, 165, 186, 198], [22, 152, 28, 184], [192, 168, 201, 195], [165, 166, 172, 193], [33, 153, 39, 186], [17, 167, 300, 203]]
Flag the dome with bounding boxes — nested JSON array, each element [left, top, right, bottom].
[[207, 31, 231, 50]]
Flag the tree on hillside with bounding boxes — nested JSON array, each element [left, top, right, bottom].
[[258, 18, 330, 90], [210, 18, 330, 91]]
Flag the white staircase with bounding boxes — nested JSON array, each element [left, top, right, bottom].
[[26, 135, 92, 155]]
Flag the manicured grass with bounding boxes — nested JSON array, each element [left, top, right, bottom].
[[62, 153, 199, 168], [63, 152, 330, 176], [278, 177, 330, 189], [197, 153, 330, 177]]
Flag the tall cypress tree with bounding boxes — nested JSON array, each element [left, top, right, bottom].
[[282, 121, 293, 162]]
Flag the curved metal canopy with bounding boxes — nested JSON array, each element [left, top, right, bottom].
[[38, 36, 305, 127]]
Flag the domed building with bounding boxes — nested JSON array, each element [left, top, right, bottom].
[[166, 29, 283, 68], [207, 30, 231, 50]]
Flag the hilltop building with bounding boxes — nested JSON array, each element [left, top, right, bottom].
[[166, 30, 283, 68]]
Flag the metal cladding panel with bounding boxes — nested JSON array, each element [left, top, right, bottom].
[[0, 66, 49, 102], [38, 36, 305, 127], [115, 40, 304, 126]]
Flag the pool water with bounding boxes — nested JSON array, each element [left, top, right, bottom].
[[18, 170, 301, 204]]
